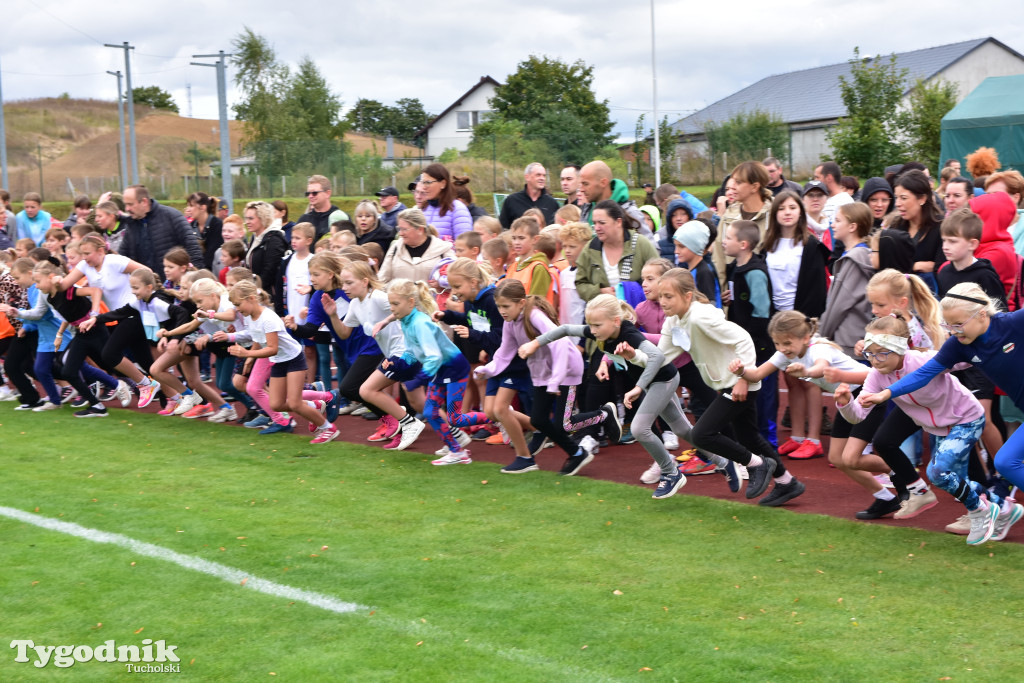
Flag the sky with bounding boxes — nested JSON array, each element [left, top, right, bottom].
[[3, 0, 1024, 141]]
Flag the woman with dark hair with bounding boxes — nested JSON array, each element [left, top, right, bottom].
[[185, 191, 223, 271], [889, 169, 945, 290], [714, 161, 772, 288], [575, 199, 658, 302], [270, 200, 295, 243], [451, 175, 489, 220], [417, 163, 473, 242], [861, 177, 894, 228]]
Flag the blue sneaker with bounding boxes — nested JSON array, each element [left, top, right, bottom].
[[259, 420, 294, 435], [325, 390, 343, 423], [312, 380, 326, 394], [619, 427, 637, 445], [501, 456, 539, 474], [717, 460, 741, 493], [244, 414, 271, 429], [652, 470, 686, 499]]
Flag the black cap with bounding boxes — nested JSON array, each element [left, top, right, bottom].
[[407, 182, 418, 192], [641, 183, 653, 189], [802, 180, 828, 197], [375, 186, 399, 198]]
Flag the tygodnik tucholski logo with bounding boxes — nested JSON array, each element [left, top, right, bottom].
[[10, 639, 181, 671]]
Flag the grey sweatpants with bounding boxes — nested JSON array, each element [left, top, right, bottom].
[[633, 373, 727, 475]]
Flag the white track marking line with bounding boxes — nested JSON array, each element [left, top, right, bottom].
[[0, 506, 366, 615]]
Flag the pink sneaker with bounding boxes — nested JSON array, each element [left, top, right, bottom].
[[431, 449, 472, 466], [307, 400, 327, 433], [137, 380, 161, 409], [157, 400, 179, 416], [367, 415, 400, 442], [310, 424, 340, 444], [381, 431, 403, 449]]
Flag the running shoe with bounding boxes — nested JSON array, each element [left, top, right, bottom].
[[367, 415, 400, 442], [259, 420, 295, 435], [390, 418, 425, 451], [157, 400, 180, 416], [991, 502, 1024, 542], [182, 403, 215, 419], [893, 489, 938, 519], [244, 414, 271, 429], [74, 405, 109, 418], [207, 405, 238, 423], [432, 450, 472, 466], [967, 501, 1000, 545], [32, 401, 61, 412], [137, 380, 161, 409], [652, 470, 686, 499], [759, 478, 806, 507], [311, 424, 340, 444], [115, 380, 133, 408], [680, 455, 716, 476], [788, 440, 824, 459], [172, 392, 202, 416], [640, 461, 662, 484], [502, 456, 539, 473]]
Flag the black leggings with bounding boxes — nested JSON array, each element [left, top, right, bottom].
[[532, 386, 578, 456], [4, 331, 39, 405], [340, 353, 385, 416], [102, 316, 153, 373], [872, 407, 924, 495], [690, 390, 787, 475], [677, 361, 717, 420], [63, 326, 114, 405]]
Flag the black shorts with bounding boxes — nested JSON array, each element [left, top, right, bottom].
[[953, 367, 995, 401], [270, 353, 308, 378], [831, 387, 886, 441]]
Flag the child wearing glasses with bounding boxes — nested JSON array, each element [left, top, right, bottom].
[[846, 312, 1018, 545]]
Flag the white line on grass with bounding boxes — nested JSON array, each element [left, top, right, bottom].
[[0, 506, 366, 615]]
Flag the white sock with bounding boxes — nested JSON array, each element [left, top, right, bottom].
[[775, 471, 793, 485], [747, 454, 764, 467], [807, 438, 821, 445], [873, 488, 896, 501], [908, 479, 929, 495], [791, 436, 806, 443]]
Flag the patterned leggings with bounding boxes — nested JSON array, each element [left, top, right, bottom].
[[425, 377, 489, 451], [562, 384, 608, 432], [927, 416, 1002, 511]]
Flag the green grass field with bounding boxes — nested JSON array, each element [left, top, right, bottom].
[[2, 405, 1022, 681]]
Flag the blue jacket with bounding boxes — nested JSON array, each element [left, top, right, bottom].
[[304, 288, 377, 359], [659, 194, 709, 259], [398, 308, 465, 378]]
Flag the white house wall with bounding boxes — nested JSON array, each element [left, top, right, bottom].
[[424, 84, 498, 158], [931, 41, 1024, 101]]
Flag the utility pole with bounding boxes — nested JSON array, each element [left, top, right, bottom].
[[0, 52, 8, 189], [192, 51, 233, 212], [650, 0, 661, 188], [105, 42, 139, 183], [107, 70, 128, 189]]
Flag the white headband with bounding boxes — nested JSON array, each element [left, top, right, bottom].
[[863, 332, 909, 355]]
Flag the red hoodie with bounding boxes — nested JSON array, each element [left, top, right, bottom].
[[970, 192, 1018, 302]]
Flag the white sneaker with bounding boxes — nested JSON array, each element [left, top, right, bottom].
[[115, 380, 132, 408], [662, 431, 679, 451], [454, 429, 472, 448], [207, 405, 238, 423], [432, 450, 472, 466], [32, 401, 61, 412], [579, 434, 600, 455], [874, 472, 895, 489], [967, 501, 1000, 545], [351, 405, 371, 417], [640, 461, 662, 484], [337, 402, 362, 416], [172, 392, 202, 416], [393, 418, 425, 451], [0, 386, 18, 401], [736, 463, 749, 481], [435, 445, 452, 457], [991, 502, 1024, 541]]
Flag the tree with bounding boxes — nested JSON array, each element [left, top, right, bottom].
[[133, 85, 178, 112], [826, 48, 908, 178], [900, 78, 959, 171], [470, 55, 614, 167], [705, 109, 789, 172], [343, 97, 430, 142], [465, 117, 557, 171], [285, 57, 343, 140]]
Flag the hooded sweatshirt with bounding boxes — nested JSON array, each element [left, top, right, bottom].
[[970, 192, 1018, 300], [640, 205, 662, 254], [818, 243, 875, 358], [659, 197, 694, 260], [582, 179, 651, 238], [861, 177, 894, 228]]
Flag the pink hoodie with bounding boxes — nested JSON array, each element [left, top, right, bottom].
[[478, 308, 583, 393], [838, 350, 983, 436], [971, 192, 1018, 300]]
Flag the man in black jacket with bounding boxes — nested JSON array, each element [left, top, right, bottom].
[[498, 163, 560, 229], [298, 174, 349, 243], [764, 157, 803, 197], [120, 185, 205, 279]]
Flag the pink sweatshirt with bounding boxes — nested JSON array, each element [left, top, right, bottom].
[[635, 299, 689, 368], [478, 308, 583, 393], [838, 350, 983, 436]]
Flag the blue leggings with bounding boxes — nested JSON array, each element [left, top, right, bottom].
[[927, 416, 1001, 511], [994, 422, 1024, 492], [34, 351, 62, 404], [424, 377, 489, 451], [215, 354, 256, 410]]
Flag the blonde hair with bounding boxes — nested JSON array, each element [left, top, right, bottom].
[[641, 257, 674, 277], [447, 257, 488, 289], [341, 259, 382, 292], [291, 221, 316, 241], [354, 199, 380, 219], [585, 293, 636, 324], [245, 201, 275, 228], [308, 252, 347, 290], [940, 282, 1001, 317], [388, 278, 437, 315], [658, 267, 710, 305], [33, 260, 65, 277], [474, 215, 502, 237], [559, 221, 592, 245], [767, 310, 817, 339], [190, 278, 228, 302], [555, 203, 582, 223], [229, 279, 269, 306], [129, 267, 162, 294], [867, 269, 944, 348]]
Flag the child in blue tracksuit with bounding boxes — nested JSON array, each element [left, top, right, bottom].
[[381, 278, 489, 466]]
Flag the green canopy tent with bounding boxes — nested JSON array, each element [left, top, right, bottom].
[[941, 73, 1024, 174]]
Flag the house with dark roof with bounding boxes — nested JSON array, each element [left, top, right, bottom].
[[669, 37, 1024, 176], [416, 76, 501, 159]]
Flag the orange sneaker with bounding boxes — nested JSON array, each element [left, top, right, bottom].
[[182, 403, 215, 419], [680, 455, 716, 475], [485, 432, 506, 445], [788, 440, 824, 459]]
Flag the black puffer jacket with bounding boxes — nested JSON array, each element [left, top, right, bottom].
[[120, 199, 206, 279], [246, 229, 289, 315]]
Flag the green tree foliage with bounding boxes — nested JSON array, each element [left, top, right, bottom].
[[132, 85, 179, 113], [826, 48, 908, 178], [465, 117, 555, 170], [230, 28, 347, 177], [900, 78, 959, 171], [705, 109, 789, 170], [632, 115, 679, 185], [467, 55, 614, 168], [342, 97, 430, 143]]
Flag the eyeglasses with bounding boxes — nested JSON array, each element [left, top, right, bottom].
[[305, 190, 324, 197], [940, 308, 982, 334], [862, 349, 895, 362], [416, 179, 438, 187]]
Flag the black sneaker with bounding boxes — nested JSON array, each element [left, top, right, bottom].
[[60, 387, 78, 404], [601, 402, 622, 445], [781, 406, 791, 428], [598, 437, 610, 449], [74, 405, 109, 418], [820, 407, 833, 436], [652, 469, 687, 499], [855, 496, 903, 520], [745, 458, 778, 499], [238, 408, 260, 425], [717, 460, 741, 493], [15, 401, 45, 411], [501, 456, 539, 474], [528, 433, 551, 457], [759, 478, 806, 507], [97, 386, 118, 402], [560, 447, 594, 476], [70, 396, 90, 409]]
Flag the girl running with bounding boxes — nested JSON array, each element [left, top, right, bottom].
[[660, 268, 804, 506], [227, 279, 338, 444], [849, 315, 1008, 544]]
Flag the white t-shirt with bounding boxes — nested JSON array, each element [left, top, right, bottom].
[[199, 293, 234, 335], [343, 289, 404, 358], [79, 253, 133, 310], [769, 340, 864, 393], [765, 237, 803, 311], [559, 266, 585, 326], [285, 253, 312, 325], [601, 251, 620, 288], [822, 192, 854, 230], [245, 307, 302, 363]]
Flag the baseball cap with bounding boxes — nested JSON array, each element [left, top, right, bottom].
[[375, 186, 399, 198], [802, 180, 828, 196]]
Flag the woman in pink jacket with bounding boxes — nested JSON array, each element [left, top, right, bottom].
[[839, 315, 1004, 545]]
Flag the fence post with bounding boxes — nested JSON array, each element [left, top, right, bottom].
[[360, 176, 364, 194], [492, 134, 496, 191], [340, 145, 346, 195], [256, 175, 261, 197], [282, 176, 286, 196], [184, 176, 189, 194], [161, 174, 166, 196]]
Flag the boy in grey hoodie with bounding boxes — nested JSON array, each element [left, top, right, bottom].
[[819, 203, 875, 358]]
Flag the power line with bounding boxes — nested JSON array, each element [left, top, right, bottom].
[[25, 0, 104, 45]]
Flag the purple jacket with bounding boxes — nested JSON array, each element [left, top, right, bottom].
[[422, 199, 473, 243], [478, 308, 582, 393], [838, 350, 982, 436]]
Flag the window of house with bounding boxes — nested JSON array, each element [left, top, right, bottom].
[[455, 110, 493, 132]]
